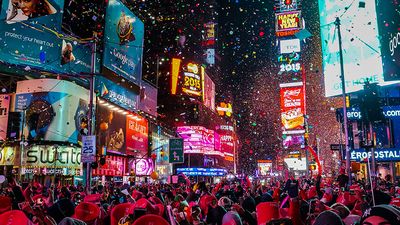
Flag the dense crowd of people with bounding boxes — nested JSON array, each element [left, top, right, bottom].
[[1, 169, 400, 225]]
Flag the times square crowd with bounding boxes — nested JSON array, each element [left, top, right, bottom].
[[1, 169, 400, 225]]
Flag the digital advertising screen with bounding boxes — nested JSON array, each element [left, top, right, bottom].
[[182, 63, 203, 97], [203, 72, 216, 111], [126, 113, 148, 156], [215, 125, 235, 157], [103, 0, 144, 86], [96, 102, 127, 155], [0, 94, 10, 141], [15, 79, 89, 144], [257, 160, 272, 176], [319, 0, 384, 97], [139, 81, 158, 117], [96, 102, 148, 156], [0, 0, 64, 71], [280, 83, 305, 132], [376, 0, 400, 81], [276, 11, 302, 33], [177, 126, 223, 156]]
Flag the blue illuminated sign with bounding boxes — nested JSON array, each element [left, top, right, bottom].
[[95, 76, 138, 111], [339, 106, 400, 120], [177, 168, 227, 176], [0, 0, 64, 71], [103, 0, 144, 85], [345, 148, 400, 162]]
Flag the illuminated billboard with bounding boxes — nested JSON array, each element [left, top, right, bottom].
[[275, 11, 302, 36], [0, 0, 64, 71], [15, 79, 89, 144], [177, 126, 223, 156], [257, 160, 272, 176], [278, 0, 299, 12], [280, 83, 305, 133], [171, 59, 203, 98], [0, 95, 10, 141], [96, 102, 148, 156], [280, 39, 301, 54], [376, 0, 400, 81], [319, 0, 384, 96], [103, 0, 144, 85], [203, 72, 216, 111]]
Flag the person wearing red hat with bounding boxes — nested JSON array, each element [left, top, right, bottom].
[[0, 210, 34, 225], [0, 196, 12, 214], [74, 202, 100, 225]]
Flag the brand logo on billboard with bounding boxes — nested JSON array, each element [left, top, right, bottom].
[[280, 39, 301, 54]]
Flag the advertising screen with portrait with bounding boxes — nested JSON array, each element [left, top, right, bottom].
[[319, 0, 384, 96], [103, 0, 144, 86], [15, 79, 89, 144], [0, 0, 64, 71]]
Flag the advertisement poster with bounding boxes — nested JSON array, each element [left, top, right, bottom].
[[139, 81, 157, 117], [21, 145, 81, 170], [96, 103, 126, 155], [280, 83, 305, 131], [95, 76, 138, 111], [215, 125, 235, 156], [0, 0, 64, 71], [128, 158, 153, 176], [0, 146, 18, 166], [103, 0, 144, 85], [181, 63, 203, 97], [376, 0, 400, 81], [203, 72, 215, 111], [319, 0, 384, 97], [15, 79, 89, 144], [126, 113, 148, 156], [93, 155, 126, 176], [283, 135, 305, 148], [0, 94, 10, 141], [257, 160, 272, 176], [177, 126, 223, 156]]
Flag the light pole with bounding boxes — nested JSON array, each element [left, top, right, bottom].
[[335, 17, 351, 186]]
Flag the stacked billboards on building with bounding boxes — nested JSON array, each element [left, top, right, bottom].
[[275, 0, 306, 150]]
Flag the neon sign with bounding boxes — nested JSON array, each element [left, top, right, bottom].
[[276, 11, 302, 32]]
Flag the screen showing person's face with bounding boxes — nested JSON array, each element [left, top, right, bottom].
[[20, 0, 39, 16], [362, 216, 392, 225]]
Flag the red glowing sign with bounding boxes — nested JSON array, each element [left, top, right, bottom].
[[280, 83, 305, 131], [275, 11, 302, 37], [126, 113, 148, 156]]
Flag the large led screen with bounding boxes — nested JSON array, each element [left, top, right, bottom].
[[376, 0, 400, 81], [280, 83, 305, 132], [319, 0, 384, 97], [96, 102, 148, 156], [15, 79, 89, 144], [177, 126, 223, 156], [0, 0, 64, 71], [103, 0, 144, 85]]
